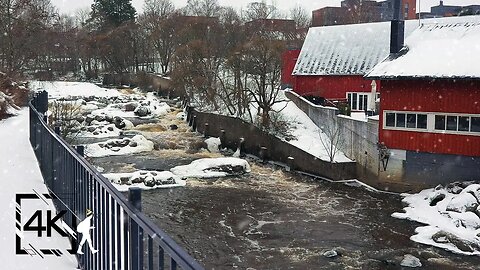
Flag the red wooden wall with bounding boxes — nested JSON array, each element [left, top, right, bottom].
[[379, 79, 480, 157], [281, 49, 300, 88], [293, 75, 379, 100]]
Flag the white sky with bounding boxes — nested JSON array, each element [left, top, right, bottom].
[[51, 0, 480, 15]]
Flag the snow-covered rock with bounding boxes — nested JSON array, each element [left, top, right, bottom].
[[400, 254, 422, 268], [170, 157, 251, 179], [446, 193, 478, 213], [176, 112, 186, 120], [393, 183, 480, 255], [103, 171, 186, 191], [86, 135, 154, 157], [80, 123, 121, 138], [205, 137, 221, 153]]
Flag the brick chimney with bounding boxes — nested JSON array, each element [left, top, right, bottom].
[[390, 0, 405, 54]]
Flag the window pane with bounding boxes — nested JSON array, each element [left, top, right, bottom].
[[435, 115, 445, 130], [446, 116, 458, 131], [471, 117, 480, 132], [396, 113, 406, 128], [386, 113, 395, 127], [363, 95, 368, 111], [352, 94, 357, 110], [458, 116, 470, 132], [406, 114, 416, 128], [417, 114, 427, 129]]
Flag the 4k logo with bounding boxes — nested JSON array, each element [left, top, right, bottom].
[[15, 192, 81, 257]]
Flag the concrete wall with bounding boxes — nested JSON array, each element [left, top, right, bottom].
[[285, 91, 381, 182], [187, 107, 357, 181]]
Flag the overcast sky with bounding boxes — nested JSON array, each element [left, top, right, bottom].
[[51, 0, 480, 16]]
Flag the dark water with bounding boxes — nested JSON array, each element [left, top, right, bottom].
[[87, 108, 480, 269]]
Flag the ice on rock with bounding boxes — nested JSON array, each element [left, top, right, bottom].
[[86, 135, 154, 157], [322, 249, 338, 258], [400, 254, 422, 268], [170, 157, 251, 179], [205, 137, 221, 153]]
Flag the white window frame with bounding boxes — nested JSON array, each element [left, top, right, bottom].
[[347, 92, 370, 111], [383, 110, 480, 136]]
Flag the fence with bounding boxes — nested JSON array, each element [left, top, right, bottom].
[[29, 91, 203, 270]]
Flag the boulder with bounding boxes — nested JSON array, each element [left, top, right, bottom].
[[134, 106, 151, 117], [429, 191, 446, 206], [400, 254, 422, 268], [170, 124, 178, 130], [446, 193, 478, 213], [432, 231, 480, 253], [124, 102, 139, 112], [323, 250, 337, 258]]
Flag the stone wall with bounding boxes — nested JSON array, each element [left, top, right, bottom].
[[186, 107, 357, 181], [285, 91, 381, 181]]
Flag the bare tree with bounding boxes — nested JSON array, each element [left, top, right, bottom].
[[318, 119, 345, 163], [289, 4, 310, 29], [186, 0, 221, 17], [241, 37, 284, 127], [244, 1, 279, 21], [144, 0, 175, 17]]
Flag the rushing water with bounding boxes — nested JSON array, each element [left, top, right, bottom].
[[87, 106, 480, 270]]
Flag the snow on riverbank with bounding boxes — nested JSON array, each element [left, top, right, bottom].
[[29, 80, 122, 98], [274, 91, 351, 163], [85, 135, 154, 157], [171, 157, 251, 179], [393, 183, 480, 255]]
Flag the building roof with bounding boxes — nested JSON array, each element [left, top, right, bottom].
[[367, 16, 480, 79], [292, 20, 419, 76]]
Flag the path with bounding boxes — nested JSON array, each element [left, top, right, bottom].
[[0, 109, 77, 269]]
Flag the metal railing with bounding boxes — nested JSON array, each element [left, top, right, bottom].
[[29, 91, 204, 270]]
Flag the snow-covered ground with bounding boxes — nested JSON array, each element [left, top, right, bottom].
[[393, 183, 480, 255], [29, 81, 122, 99], [273, 91, 351, 163], [0, 109, 77, 269]]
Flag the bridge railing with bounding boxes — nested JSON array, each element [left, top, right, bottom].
[[29, 91, 204, 270]]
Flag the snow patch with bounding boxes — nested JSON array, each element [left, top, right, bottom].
[[205, 137, 221, 153], [103, 171, 186, 191], [170, 157, 251, 179]]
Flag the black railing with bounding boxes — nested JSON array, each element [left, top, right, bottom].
[[29, 91, 203, 270]]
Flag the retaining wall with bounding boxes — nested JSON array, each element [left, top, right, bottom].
[[186, 107, 357, 181]]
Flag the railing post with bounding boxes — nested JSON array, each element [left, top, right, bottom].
[[129, 188, 143, 270], [76, 145, 85, 157]]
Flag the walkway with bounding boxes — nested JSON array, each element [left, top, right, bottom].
[[0, 108, 77, 269]]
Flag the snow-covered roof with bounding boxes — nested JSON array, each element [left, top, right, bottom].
[[292, 21, 419, 76], [367, 16, 480, 79]]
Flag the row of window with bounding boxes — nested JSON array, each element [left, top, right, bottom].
[[385, 112, 427, 129], [435, 115, 480, 133], [384, 111, 480, 135]]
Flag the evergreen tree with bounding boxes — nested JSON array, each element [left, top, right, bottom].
[[91, 0, 136, 27]]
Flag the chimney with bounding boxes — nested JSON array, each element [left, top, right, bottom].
[[390, 0, 405, 54]]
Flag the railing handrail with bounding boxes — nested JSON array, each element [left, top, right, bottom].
[[29, 99, 204, 270]]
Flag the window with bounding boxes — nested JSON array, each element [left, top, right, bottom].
[[472, 117, 480, 132], [406, 114, 416, 128], [458, 116, 470, 132], [435, 115, 445, 130], [396, 113, 406, 127], [446, 116, 458, 131], [386, 113, 395, 127], [417, 115, 427, 129], [347, 93, 369, 111]]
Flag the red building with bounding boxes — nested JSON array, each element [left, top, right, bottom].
[[367, 16, 480, 183], [312, 0, 416, 27], [290, 20, 418, 111], [281, 49, 300, 89]]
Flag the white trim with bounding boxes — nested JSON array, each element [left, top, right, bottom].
[[383, 110, 480, 137], [346, 92, 371, 111]]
